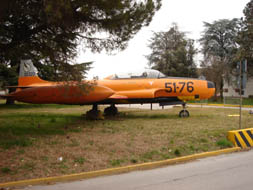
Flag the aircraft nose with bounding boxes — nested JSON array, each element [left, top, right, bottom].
[[206, 81, 215, 98]]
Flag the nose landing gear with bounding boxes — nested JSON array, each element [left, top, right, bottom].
[[179, 103, 189, 118]]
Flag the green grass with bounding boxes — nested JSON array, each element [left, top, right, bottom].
[[0, 112, 81, 149], [21, 162, 35, 171], [110, 159, 125, 167], [74, 157, 86, 165], [243, 98, 253, 105], [0, 103, 252, 183], [0, 99, 78, 109], [216, 138, 233, 148], [1, 167, 11, 174], [142, 150, 161, 160]]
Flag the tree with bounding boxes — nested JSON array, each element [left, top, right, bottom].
[[199, 19, 241, 98], [237, 0, 253, 76], [0, 0, 161, 104], [200, 57, 226, 99], [146, 24, 198, 77]]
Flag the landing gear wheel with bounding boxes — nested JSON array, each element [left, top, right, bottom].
[[179, 110, 190, 118], [104, 104, 118, 116], [86, 104, 104, 120], [179, 102, 189, 118]]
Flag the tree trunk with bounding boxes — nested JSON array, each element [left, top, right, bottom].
[[5, 59, 19, 105], [220, 77, 224, 100], [5, 87, 16, 105], [211, 82, 217, 101]]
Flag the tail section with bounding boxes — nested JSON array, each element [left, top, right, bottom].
[[18, 60, 49, 86]]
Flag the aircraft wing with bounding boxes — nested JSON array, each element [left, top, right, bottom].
[[100, 88, 186, 105], [107, 89, 169, 99]]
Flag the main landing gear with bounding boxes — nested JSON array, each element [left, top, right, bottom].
[[104, 104, 118, 116], [86, 104, 118, 120], [86, 103, 189, 119], [179, 103, 190, 118], [86, 104, 104, 120]]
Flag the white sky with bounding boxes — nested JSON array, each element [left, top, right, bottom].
[[77, 0, 249, 79]]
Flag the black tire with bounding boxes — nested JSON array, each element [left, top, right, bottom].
[[179, 110, 190, 118], [86, 110, 104, 120], [104, 106, 118, 116]]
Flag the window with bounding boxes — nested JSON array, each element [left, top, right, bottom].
[[223, 88, 228, 93], [109, 69, 167, 79]]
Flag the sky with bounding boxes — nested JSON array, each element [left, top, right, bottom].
[[77, 0, 250, 79]]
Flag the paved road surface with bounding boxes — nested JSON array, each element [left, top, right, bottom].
[[23, 150, 253, 190], [189, 104, 253, 111], [118, 103, 253, 111], [117, 103, 173, 110]]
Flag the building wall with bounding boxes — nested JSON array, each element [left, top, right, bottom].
[[0, 90, 7, 96], [223, 77, 253, 98]]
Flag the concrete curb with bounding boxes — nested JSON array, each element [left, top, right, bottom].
[[0, 147, 241, 188]]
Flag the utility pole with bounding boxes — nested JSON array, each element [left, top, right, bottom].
[[239, 61, 242, 129], [239, 60, 247, 129]]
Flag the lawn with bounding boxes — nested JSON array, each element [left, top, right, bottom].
[[0, 102, 252, 183]]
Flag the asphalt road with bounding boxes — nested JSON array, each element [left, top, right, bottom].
[[117, 103, 253, 111], [23, 149, 253, 190]]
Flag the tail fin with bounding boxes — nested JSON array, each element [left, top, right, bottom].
[[18, 60, 48, 86]]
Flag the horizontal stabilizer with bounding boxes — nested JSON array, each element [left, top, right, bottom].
[[0, 94, 13, 99], [5, 86, 35, 89]]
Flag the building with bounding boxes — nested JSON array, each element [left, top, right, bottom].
[[223, 77, 253, 98]]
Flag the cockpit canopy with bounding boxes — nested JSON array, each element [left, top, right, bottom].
[[105, 69, 167, 80]]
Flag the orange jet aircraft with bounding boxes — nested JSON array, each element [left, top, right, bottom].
[[2, 60, 215, 118]]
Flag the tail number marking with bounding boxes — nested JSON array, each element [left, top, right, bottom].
[[24, 71, 36, 76], [165, 82, 194, 93]]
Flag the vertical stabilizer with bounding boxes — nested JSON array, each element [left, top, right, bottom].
[[19, 60, 38, 77], [18, 60, 48, 86]]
